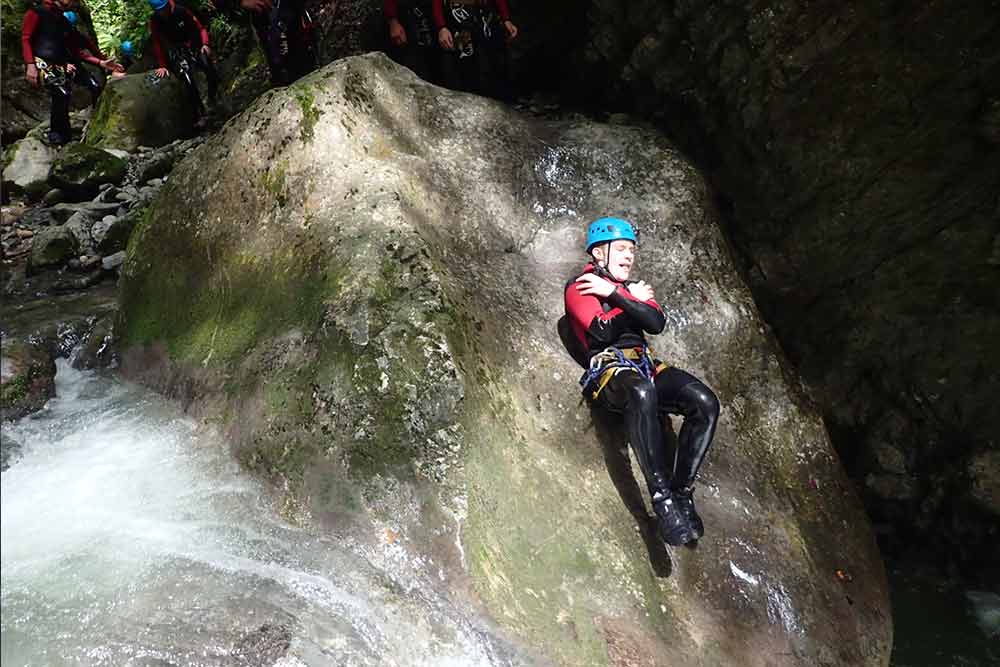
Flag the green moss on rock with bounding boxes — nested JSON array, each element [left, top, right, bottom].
[[49, 143, 126, 198]]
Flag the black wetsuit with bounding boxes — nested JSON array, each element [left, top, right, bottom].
[[433, 0, 512, 100], [250, 0, 316, 86], [384, 0, 440, 84], [563, 263, 720, 502]]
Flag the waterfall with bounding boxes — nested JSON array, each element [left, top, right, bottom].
[[1, 361, 527, 666]]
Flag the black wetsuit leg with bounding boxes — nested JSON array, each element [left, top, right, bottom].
[[193, 51, 220, 104], [472, 8, 510, 100], [439, 1, 479, 93], [254, 3, 315, 87], [395, 2, 438, 82], [653, 367, 720, 489], [48, 80, 72, 142], [73, 65, 102, 106], [595, 369, 672, 498]]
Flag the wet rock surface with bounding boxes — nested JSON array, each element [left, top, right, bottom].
[[118, 54, 890, 666], [1, 338, 56, 422], [514, 0, 1000, 584]]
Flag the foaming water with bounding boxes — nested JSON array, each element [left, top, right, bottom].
[[2, 361, 523, 666]]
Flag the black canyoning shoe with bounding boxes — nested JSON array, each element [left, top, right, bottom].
[[672, 486, 704, 539], [652, 492, 695, 546]]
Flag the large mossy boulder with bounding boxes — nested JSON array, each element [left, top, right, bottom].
[[48, 143, 127, 200], [85, 73, 196, 151], [118, 54, 891, 665]]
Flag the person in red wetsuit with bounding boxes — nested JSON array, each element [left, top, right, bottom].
[[148, 0, 220, 126], [384, 0, 440, 83], [432, 0, 518, 100], [21, 0, 88, 144], [563, 217, 721, 546]]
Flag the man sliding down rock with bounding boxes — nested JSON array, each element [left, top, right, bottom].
[[21, 0, 104, 145], [148, 0, 220, 128], [562, 218, 721, 546]]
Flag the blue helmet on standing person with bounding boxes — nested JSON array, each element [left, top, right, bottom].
[[147, 0, 169, 10], [121, 40, 134, 56], [585, 217, 637, 253]]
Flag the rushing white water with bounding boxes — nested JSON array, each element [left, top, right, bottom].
[[1, 361, 525, 666]]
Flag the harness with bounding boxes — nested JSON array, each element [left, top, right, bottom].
[[579, 345, 667, 400], [34, 57, 70, 96]]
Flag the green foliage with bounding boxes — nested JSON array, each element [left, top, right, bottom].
[[1, 0, 29, 44], [87, 0, 152, 53]]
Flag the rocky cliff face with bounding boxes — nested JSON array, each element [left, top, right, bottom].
[[511, 0, 1000, 581], [118, 54, 890, 665]]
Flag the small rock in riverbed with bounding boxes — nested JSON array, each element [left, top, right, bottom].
[[42, 189, 65, 205], [101, 251, 126, 270]]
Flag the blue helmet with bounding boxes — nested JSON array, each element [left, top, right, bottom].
[[585, 217, 637, 252], [121, 40, 134, 55], [63, 10, 78, 25], [148, 0, 169, 10]]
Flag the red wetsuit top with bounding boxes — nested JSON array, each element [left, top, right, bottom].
[[564, 263, 666, 364], [430, 0, 510, 30], [149, 1, 209, 69], [21, 1, 83, 65]]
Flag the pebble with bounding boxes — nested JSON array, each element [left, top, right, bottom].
[[15, 229, 33, 239], [101, 251, 126, 270], [42, 189, 65, 206]]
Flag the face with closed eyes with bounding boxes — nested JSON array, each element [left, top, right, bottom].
[[591, 239, 635, 281]]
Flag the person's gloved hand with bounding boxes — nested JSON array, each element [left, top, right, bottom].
[[153, 67, 170, 78], [25, 63, 39, 86], [201, 44, 212, 58]]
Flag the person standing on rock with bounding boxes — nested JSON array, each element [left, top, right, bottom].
[[147, 0, 221, 128], [240, 0, 316, 87], [562, 217, 721, 547], [433, 0, 518, 100], [383, 0, 441, 84], [21, 0, 91, 144]]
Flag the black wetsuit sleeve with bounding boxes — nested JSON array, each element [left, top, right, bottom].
[[606, 287, 666, 334]]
